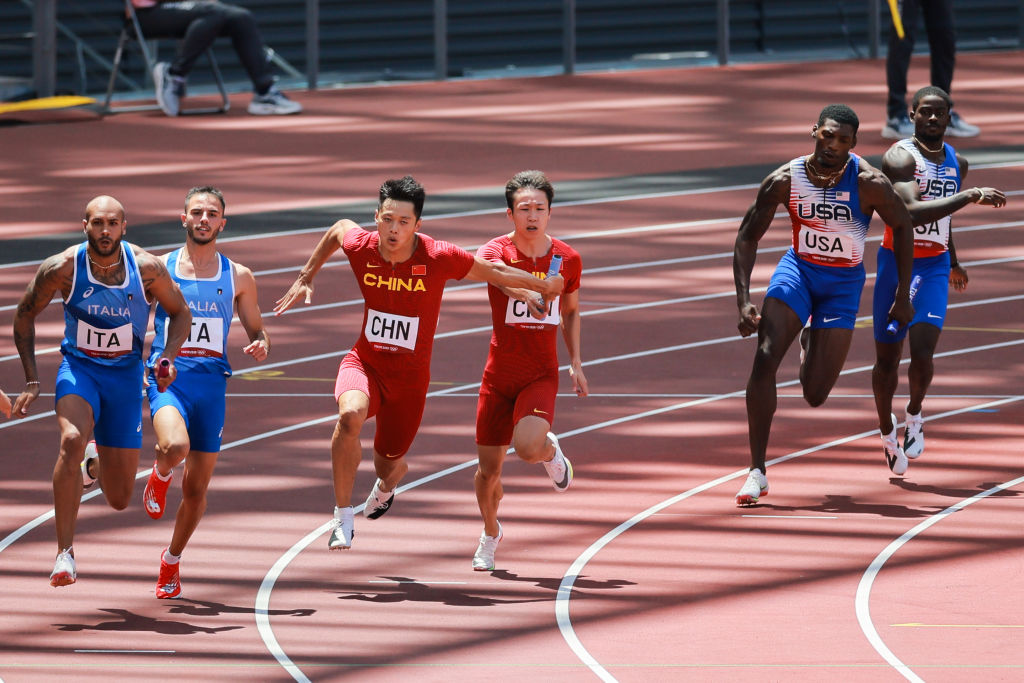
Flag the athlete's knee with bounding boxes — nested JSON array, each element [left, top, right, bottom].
[[335, 407, 365, 438], [104, 485, 133, 511], [58, 429, 88, 464], [801, 382, 832, 407], [154, 437, 189, 465], [512, 436, 548, 464]]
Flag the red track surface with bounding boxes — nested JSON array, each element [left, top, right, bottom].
[[2, 51, 1023, 681]]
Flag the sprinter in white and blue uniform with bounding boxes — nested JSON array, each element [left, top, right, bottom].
[[872, 86, 1007, 471], [12, 195, 190, 588], [142, 187, 270, 599], [732, 104, 917, 507]]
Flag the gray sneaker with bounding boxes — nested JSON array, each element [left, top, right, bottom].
[[247, 88, 302, 115], [153, 62, 184, 117], [881, 113, 913, 140], [946, 111, 980, 138]]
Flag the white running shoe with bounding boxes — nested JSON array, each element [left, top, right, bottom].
[[735, 469, 768, 506], [247, 87, 303, 115], [472, 522, 502, 571], [883, 413, 908, 475], [363, 479, 395, 519], [904, 409, 924, 459], [328, 506, 354, 550], [81, 441, 99, 490], [542, 432, 573, 492], [50, 548, 76, 587]]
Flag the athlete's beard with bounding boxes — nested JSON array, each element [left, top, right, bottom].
[[87, 232, 122, 258], [186, 224, 217, 245]]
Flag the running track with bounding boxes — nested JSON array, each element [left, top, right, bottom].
[[1, 51, 1023, 682]]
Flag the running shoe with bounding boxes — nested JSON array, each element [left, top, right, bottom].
[[472, 522, 503, 571], [143, 461, 172, 520], [328, 507, 354, 550], [363, 479, 395, 519], [247, 87, 303, 115], [735, 468, 768, 506], [542, 432, 573, 492], [50, 548, 76, 587], [81, 441, 99, 490], [882, 413, 908, 475], [155, 550, 181, 599], [153, 61, 184, 117], [904, 409, 925, 459], [881, 113, 913, 139], [946, 111, 980, 138]]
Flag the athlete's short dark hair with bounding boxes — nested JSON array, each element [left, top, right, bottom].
[[185, 186, 225, 213], [379, 176, 426, 218], [911, 85, 953, 112], [504, 170, 554, 210], [817, 104, 859, 133]]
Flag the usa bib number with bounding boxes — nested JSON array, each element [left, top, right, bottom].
[[913, 217, 950, 249], [504, 296, 560, 328], [179, 316, 225, 358], [365, 308, 419, 352], [797, 226, 855, 264], [76, 321, 132, 358]]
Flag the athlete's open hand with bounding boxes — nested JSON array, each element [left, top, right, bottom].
[[11, 381, 41, 418], [569, 361, 589, 397], [0, 388, 11, 418], [973, 187, 1006, 208], [274, 278, 313, 315], [737, 302, 761, 337]]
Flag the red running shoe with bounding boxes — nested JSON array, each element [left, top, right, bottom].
[[144, 462, 172, 520], [155, 551, 181, 599]]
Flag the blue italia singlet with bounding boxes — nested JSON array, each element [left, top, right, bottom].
[[61, 241, 150, 368], [149, 248, 235, 376]]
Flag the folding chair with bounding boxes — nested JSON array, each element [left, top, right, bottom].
[[103, 0, 230, 115]]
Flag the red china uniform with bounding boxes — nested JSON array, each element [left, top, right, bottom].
[[475, 235, 582, 446], [336, 228, 474, 457]]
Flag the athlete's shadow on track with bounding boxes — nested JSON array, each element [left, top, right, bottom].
[[489, 569, 636, 592], [760, 493, 946, 518], [333, 576, 550, 607], [167, 598, 315, 618], [55, 608, 243, 635], [891, 479, 1023, 499]]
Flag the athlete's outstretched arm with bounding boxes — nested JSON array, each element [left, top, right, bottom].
[[274, 219, 358, 314], [559, 288, 588, 396], [883, 148, 1005, 225], [465, 257, 564, 299], [733, 165, 789, 337], [11, 250, 74, 417], [234, 263, 270, 361]]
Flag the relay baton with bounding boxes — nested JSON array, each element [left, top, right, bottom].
[[156, 358, 171, 392], [546, 254, 563, 279], [886, 274, 922, 334]]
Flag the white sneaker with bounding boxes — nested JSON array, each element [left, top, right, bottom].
[[50, 548, 76, 587], [472, 522, 502, 571], [883, 413, 908, 475], [363, 479, 395, 519], [946, 111, 980, 138], [735, 469, 768, 506], [153, 61, 184, 117], [247, 87, 302, 115], [542, 432, 573, 492], [81, 441, 99, 490], [904, 409, 925, 459], [328, 506, 354, 550]]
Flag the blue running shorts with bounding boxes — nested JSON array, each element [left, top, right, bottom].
[[55, 355, 144, 449], [147, 368, 228, 453], [873, 246, 950, 343], [766, 248, 866, 330]]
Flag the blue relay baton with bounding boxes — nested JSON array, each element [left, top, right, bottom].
[[546, 254, 563, 279], [886, 274, 922, 334]]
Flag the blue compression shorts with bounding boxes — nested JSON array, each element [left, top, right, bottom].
[[765, 248, 866, 329], [55, 355, 144, 449], [146, 368, 228, 453], [873, 246, 950, 343]]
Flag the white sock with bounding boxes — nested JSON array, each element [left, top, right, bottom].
[[155, 465, 172, 482], [334, 505, 353, 520], [162, 549, 180, 564]]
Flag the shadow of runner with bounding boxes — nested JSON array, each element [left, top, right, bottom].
[[167, 598, 314, 618], [332, 576, 550, 607], [489, 570, 635, 592], [54, 608, 243, 635]]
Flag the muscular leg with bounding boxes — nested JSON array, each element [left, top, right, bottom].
[[152, 405, 190, 477], [53, 395, 94, 552], [332, 390, 369, 507], [872, 339, 904, 433], [169, 451, 218, 556], [906, 322, 941, 415], [745, 297, 804, 472], [475, 445, 506, 539], [371, 451, 408, 495], [510, 415, 555, 464], [800, 326, 855, 407]]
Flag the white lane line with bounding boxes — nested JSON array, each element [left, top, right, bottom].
[[856, 469, 1024, 683], [553, 396, 1024, 683]]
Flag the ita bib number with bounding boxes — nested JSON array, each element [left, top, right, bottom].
[[365, 308, 419, 352], [797, 226, 855, 264], [76, 320, 133, 358], [179, 316, 225, 358], [505, 296, 560, 328]]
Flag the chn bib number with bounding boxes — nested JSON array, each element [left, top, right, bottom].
[[365, 308, 419, 352], [76, 320, 132, 358], [504, 296, 560, 328]]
